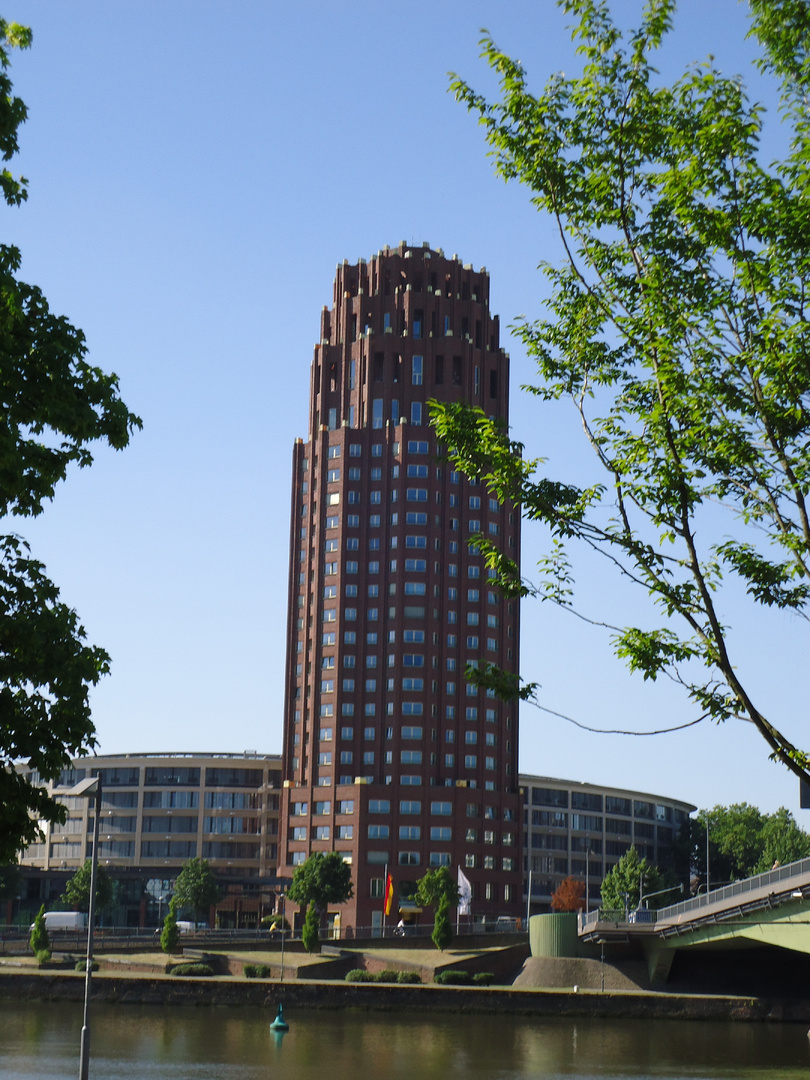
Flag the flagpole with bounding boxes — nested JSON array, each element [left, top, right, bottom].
[[383, 862, 388, 939]]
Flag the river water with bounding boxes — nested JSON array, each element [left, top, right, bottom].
[[3, 1001, 809, 1079]]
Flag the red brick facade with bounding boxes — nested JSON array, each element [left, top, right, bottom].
[[279, 243, 522, 932]]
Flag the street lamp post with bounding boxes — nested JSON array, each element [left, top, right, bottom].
[[54, 774, 102, 1080]]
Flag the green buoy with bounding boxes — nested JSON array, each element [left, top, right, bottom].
[[270, 1003, 289, 1031]]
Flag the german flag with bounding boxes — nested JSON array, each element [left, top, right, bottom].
[[384, 873, 394, 916]]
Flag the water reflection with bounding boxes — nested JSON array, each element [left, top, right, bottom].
[[2, 1001, 809, 1079]]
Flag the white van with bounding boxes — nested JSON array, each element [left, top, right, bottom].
[[30, 911, 87, 931]]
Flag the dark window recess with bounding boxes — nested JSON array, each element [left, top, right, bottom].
[[144, 768, 199, 787], [205, 768, 263, 788], [373, 353, 384, 382], [430, 272, 437, 291], [489, 370, 498, 398], [475, 320, 482, 349], [462, 280, 470, 301], [413, 309, 423, 339], [393, 354, 401, 383], [350, 315, 357, 343], [435, 356, 444, 385], [399, 311, 406, 335], [461, 316, 469, 338], [413, 274, 423, 292], [452, 357, 462, 386], [384, 270, 391, 296], [330, 363, 337, 392]]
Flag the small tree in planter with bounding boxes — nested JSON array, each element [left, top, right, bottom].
[[160, 902, 180, 954], [29, 904, 50, 962]]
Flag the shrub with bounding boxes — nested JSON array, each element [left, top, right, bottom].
[[74, 959, 99, 972], [160, 905, 180, 954], [244, 963, 272, 979], [374, 969, 400, 983], [472, 972, 494, 986], [435, 970, 471, 985], [35, 948, 52, 966], [30, 905, 50, 956], [302, 901, 320, 954], [431, 901, 452, 952], [169, 962, 214, 977], [345, 968, 373, 982], [397, 971, 421, 984]]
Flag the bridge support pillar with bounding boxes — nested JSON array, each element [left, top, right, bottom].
[[643, 940, 676, 987]]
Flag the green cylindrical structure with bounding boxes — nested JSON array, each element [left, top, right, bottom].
[[529, 913, 579, 958]]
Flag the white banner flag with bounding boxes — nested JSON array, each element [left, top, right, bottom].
[[458, 866, 472, 915]]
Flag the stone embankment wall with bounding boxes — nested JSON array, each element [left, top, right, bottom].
[[0, 971, 805, 1023]]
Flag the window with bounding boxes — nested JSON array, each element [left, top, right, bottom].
[[430, 852, 451, 867], [431, 801, 452, 816], [346, 560, 359, 574], [404, 630, 425, 643], [404, 559, 427, 572], [405, 534, 427, 547], [369, 799, 390, 813], [412, 355, 423, 385], [327, 469, 340, 482], [402, 678, 423, 691], [406, 512, 427, 525], [399, 825, 421, 840], [401, 750, 422, 764], [315, 801, 331, 815], [399, 851, 420, 866], [431, 826, 451, 841], [464, 755, 477, 768], [404, 582, 426, 596], [343, 655, 356, 669], [368, 824, 389, 839], [403, 654, 424, 667], [399, 800, 421, 814], [407, 488, 428, 502]]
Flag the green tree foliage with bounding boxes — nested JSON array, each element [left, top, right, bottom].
[[0, 21, 141, 862], [287, 852, 354, 913], [431, 902, 452, 952], [29, 903, 49, 955], [172, 858, 221, 922], [600, 846, 663, 912], [436, 0, 810, 784], [160, 903, 180, 954], [550, 875, 586, 912], [689, 803, 810, 885], [301, 900, 321, 954], [61, 859, 113, 914], [415, 867, 460, 952], [0, 861, 21, 904]]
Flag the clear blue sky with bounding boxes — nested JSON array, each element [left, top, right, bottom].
[[5, 0, 805, 818]]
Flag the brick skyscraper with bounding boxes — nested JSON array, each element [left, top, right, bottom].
[[280, 243, 522, 931]]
